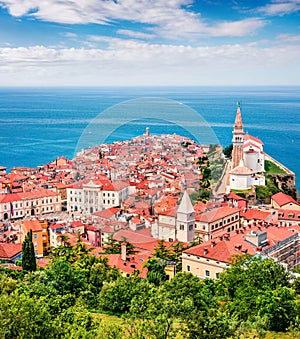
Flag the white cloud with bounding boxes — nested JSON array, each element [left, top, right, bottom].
[[0, 0, 266, 38], [62, 32, 78, 39], [276, 33, 300, 42], [258, 0, 300, 16], [205, 18, 266, 37], [117, 29, 155, 39], [0, 40, 299, 86]]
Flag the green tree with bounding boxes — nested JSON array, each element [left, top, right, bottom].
[[22, 230, 37, 272], [143, 257, 167, 286], [218, 255, 296, 332], [0, 293, 59, 339], [99, 276, 147, 314], [45, 258, 86, 296], [223, 144, 233, 158], [104, 236, 136, 255]]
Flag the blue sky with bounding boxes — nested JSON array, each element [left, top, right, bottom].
[[0, 0, 299, 86]]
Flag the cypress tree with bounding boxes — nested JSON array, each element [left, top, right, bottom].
[[22, 230, 37, 271]]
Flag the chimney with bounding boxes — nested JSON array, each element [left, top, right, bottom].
[[211, 241, 216, 247], [121, 242, 127, 261], [204, 248, 208, 255]]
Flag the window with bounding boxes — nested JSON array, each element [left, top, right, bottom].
[[189, 225, 193, 231], [205, 270, 210, 277], [216, 273, 220, 279], [186, 265, 191, 272], [180, 224, 184, 230]]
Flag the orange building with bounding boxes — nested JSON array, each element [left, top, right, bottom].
[[20, 219, 44, 257]]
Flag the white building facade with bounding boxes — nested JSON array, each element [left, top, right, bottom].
[[67, 179, 130, 214]]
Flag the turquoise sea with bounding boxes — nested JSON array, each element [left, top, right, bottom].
[[0, 86, 299, 191]]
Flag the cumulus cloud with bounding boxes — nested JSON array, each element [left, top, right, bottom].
[[0, 0, 266, 38], [258, 0, 300, 16], [0, 39, 299, 86]]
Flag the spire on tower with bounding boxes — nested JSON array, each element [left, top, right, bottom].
[[234, 103, 243, 131]]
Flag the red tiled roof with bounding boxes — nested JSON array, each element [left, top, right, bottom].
[[49, 222, 66, 230], [93, 207, 120, 219], [272, 192, 299, 207], [278, 209, 300, 221], [0, 243, 22, 259], [184, 224, 300, 263], [227, 192, 247, 201], [22, 219, 43, 232], [240, 209, 271, 221], [244, 133, 264, 146], [103, 253, 149, 278], [195, 207, 240, 223], [101, 225, 114, 233]]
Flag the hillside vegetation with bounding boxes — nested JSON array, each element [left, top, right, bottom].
[[0, 238, 300, 339]]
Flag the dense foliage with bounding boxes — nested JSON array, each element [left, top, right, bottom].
[[1, 240, 299, 338]]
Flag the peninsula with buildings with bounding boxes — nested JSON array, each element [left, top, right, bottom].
[[0, 104, 299, 277]]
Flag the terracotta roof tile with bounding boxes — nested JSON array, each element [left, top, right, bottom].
[[272, 192, 299, 207], [0, 243, 22, 259]]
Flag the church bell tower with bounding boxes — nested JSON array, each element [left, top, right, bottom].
[[231, 102, 245, 169]]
